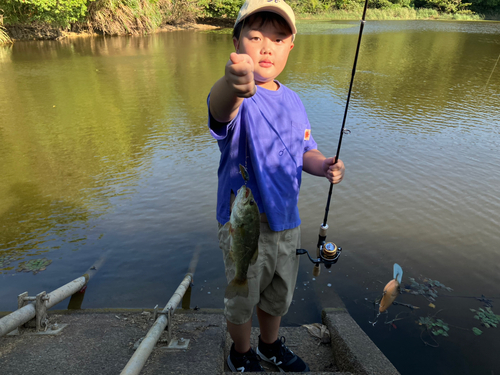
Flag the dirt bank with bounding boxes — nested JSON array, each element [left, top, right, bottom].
[[5, 19, 229, 42]]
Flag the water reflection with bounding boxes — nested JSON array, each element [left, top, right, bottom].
[[0, 182, 91, 270], [0, 21, 499, 375]]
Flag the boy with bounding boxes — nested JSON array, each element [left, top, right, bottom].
[[208, 0, 345, 372]]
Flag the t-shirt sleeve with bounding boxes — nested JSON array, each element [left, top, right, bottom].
[[298, 99, 317, 153], [207, 93, 239, 140], [304, 124, 318, 153]]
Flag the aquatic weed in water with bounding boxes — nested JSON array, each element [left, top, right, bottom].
[[17, 258, 52, 275], [471, 307, 500, 329], [418, 316, 450, 337], [406, 277, 453, 302], [0, 255, 13, 268]]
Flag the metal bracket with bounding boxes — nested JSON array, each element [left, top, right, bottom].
[[36, 292, 49, 331], [153, 305, 172, 344], [18, 292, 29, 309], [17, 291, 49, 332], [153, 304, 159, 321], [166, 337, 190, 350], [166, 309, 172, 343]]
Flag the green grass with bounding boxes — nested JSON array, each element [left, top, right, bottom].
[[296, 7, 486, 20]]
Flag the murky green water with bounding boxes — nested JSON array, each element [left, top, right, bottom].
[[1, 20, 499, 374]]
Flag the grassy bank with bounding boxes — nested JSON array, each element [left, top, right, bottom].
[[301, 7, 500, 20], [1, 0, 499, 44], [297, 8, 487, 20]]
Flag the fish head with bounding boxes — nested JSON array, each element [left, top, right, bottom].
[[234, 185, 256, 209]]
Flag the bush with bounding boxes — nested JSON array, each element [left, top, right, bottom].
[[0, 0, 93, 27], [163, 0, 201, 24], [198, 0, 244, 18], [414, 0, 473, 12], [87, 0, 164, 34]]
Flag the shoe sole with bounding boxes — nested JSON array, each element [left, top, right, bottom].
[[256, 347, 285, 373], [227, 354, 264, 372], [227, 355, 239, 372]]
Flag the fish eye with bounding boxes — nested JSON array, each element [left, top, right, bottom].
[[249, 199, 254, 205]]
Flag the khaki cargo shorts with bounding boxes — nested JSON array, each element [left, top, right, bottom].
[[218, 221, 301, 325]]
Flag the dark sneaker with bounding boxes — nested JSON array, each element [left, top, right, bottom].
[[257, 336, 310, 372], [227, 343, 264, 372]]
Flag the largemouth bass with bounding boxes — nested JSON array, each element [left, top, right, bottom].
[[224, 166, 260, 299]]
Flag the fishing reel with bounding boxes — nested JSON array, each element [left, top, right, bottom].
[[296, 223, 343, 274], [296, 242, 342, 269]]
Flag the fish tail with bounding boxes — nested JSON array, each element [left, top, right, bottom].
[[225, 278, 249, 299]]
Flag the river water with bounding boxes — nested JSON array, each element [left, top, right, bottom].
[[1, 20, 499, 374]]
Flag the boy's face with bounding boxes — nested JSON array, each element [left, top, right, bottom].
[[233, 18, 294, 90]]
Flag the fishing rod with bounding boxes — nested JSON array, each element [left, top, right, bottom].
[[297, 0, 370, 274]]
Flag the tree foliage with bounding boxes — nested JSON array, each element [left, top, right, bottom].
[[0, 0, 94, 26], [198, 0, 244, 18]]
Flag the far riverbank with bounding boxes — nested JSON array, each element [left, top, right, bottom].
[[2, 9, 500, 43]]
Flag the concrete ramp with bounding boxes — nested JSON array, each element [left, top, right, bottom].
[[0, 308, 399, 374]]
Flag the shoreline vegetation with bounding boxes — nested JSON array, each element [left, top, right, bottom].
[[1, 0, 499, 44]]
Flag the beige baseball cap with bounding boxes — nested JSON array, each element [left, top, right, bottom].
[[235, 0, 297, 36]]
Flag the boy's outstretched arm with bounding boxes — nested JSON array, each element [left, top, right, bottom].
[[303, 149, 345, 184], [209, 53, 256, 125]]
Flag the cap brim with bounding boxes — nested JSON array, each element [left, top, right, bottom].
[[237, 7, 297, 35]]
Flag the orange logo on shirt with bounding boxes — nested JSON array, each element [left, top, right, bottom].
[[304, 129, 311, 141]]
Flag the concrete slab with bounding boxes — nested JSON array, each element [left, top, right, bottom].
[[323, 308, 400, 375], [0, 306, 399, 375], [0, 310, 148, 375], [0, 309, 225, 375], [141, 310, 225, 375]]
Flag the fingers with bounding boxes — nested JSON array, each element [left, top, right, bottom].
[[226, 53, 255, 98], [229, 52, 247, 65], [325, 158, 345, 184]]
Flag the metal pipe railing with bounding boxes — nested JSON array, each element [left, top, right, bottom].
[[120, 247, 200, 375], [0, 256, 105, 337], [120, 273, 193, 375]]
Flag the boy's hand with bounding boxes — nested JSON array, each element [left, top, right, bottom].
[[225, 52, 256, 98], [323, 157, 345, 184]]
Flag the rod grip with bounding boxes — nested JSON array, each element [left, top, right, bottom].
[[313, 264, 320, 277]]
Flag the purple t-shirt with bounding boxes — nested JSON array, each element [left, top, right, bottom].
[[208, 82, 318, 232]]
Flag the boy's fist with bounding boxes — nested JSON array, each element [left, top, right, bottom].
[[225, 52, 256, 98], [323, 157, 345, 184]]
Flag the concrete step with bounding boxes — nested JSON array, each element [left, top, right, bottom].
[[223, 326, 349, 374], [0, 307, 399, 374]]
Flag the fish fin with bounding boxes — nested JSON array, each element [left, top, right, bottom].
[[393, 263, 403, 284], [225, 278, 249, 299], [249, 247, 259, 265], [222, 221, 234, 235]]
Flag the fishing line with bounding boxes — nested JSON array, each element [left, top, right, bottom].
[[322, 0, 369, 229], [484, 49, 500, 91]]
